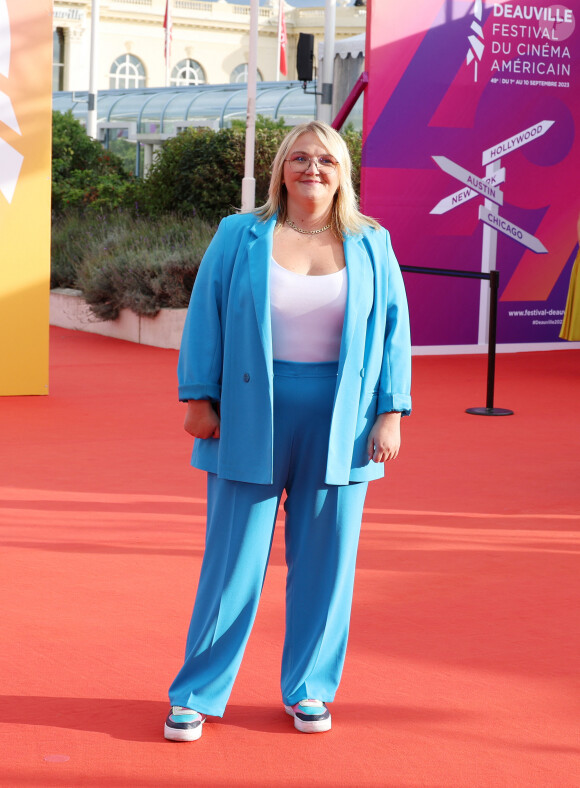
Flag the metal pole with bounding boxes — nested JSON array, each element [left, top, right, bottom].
[[276, 0, 282, 82], [165, 0, 171, 88], [87, 0, 100, 139], [241, 0, 259, 212], [478, 159, 500, 345], [466, 269, 514, 416], [486, 269, 499, 409], [319, 0, 336, 124]]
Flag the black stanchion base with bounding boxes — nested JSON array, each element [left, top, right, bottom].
[[465, 407, 514, 416]]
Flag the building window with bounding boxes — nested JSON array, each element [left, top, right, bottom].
[[171, 59, 206, 86], [109, 54, 146, 89], [53, 28, 65, 91], [230, 63, 263, 84]]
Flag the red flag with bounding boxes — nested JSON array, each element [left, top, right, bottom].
[[164, 0, 172, 63], [279, 5, 287, 76]]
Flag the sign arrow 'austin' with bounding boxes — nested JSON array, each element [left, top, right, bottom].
[[431, 168, 506, 215], [432, 156, 504, 206], [478, 205, 547, 254]]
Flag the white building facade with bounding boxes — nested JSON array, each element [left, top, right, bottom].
[[53, 1, 367, 92]]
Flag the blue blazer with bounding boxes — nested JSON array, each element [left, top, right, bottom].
[[178, 212, 412, 486]]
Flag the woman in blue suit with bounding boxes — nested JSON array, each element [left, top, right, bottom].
[[164, 121, 412, 741]]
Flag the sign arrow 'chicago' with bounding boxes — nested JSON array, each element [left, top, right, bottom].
[[431, 168, 506, 215], [482, 120, 554, 166], [478, 205, 547, 254], [432, 156, 503, 206]]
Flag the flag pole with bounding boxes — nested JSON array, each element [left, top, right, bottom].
[[276, 1, 282, 81], [164, 0, 171, 87], [319, 0, 336, 124], [87, 0, 100, 139], [241, 0, 259, 212]]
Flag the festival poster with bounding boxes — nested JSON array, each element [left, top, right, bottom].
[[0, 0, 52, 395], [362, 1, 580, 348]]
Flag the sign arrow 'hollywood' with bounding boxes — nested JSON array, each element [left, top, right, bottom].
[[478, 205, 547, 254], [432, 156, 503, 206], [431, 168, 506, 215], [482, 120, 554, 166]]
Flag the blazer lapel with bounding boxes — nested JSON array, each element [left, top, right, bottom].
[[246, 214, 277, 370], [339, 233, 370, 371]]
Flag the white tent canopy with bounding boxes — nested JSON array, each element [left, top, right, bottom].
[[319, 32, 365, 59], [317, 33, 365, 123]]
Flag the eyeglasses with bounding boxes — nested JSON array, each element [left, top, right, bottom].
[[285, 154, 339, 173]]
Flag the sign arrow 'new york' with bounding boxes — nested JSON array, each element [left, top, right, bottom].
[[432, 156, 504, 206], [431, 168, 506, 215]]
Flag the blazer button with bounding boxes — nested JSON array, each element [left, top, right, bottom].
[[360, 368, 365, 378], [243, 373, 250, 382]]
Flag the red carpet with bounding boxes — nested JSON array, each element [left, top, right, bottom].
[[0, 327, 579, 787]]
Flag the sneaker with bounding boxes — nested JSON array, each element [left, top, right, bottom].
[[164, 706, 206, 741], [284, 699, 331, 733]]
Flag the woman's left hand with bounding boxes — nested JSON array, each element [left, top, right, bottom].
[[367, 411, 402, 463]]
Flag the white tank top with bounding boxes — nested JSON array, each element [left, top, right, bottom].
[[270, 258, 347, 362]]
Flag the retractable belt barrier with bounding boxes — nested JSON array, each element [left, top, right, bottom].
[[400, 265, 514, 416]]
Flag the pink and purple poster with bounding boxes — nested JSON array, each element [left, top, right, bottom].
[[362, 1, 580, 347]]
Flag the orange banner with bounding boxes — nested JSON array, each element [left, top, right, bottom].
[[0, 0, 52, 395]]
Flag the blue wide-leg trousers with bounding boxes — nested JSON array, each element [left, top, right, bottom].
[[168, 360, 368, 716]]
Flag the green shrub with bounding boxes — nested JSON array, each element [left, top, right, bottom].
[[51, 211, 103, 289], [139, 118, 288, 222], [136, 127, 243, 221], [52, 211, 216, 319], [52, 111, 136, 215], [341, 125, 362, 199], [52, 169, 138, 216]]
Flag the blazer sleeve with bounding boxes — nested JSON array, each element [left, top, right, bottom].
[[378, 230, 412, 416], [177, 218, 227, 402]]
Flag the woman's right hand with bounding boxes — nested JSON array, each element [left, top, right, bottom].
[[184, 399, 220, 439]]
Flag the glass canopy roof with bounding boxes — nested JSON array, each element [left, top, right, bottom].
[[50, 81, 357, 134]]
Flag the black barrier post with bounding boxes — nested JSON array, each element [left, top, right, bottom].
[[400, 264, 514, 416], [466, 269, 514, 416]]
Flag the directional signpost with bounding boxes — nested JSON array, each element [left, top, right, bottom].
[[430, 119, 555, 416], [431, 168, 505, 215]]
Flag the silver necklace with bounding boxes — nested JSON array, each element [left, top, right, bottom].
[[286, 218, 331, 235]]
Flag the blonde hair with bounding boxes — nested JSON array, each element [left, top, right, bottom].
[[255, 120, 380, 238]]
